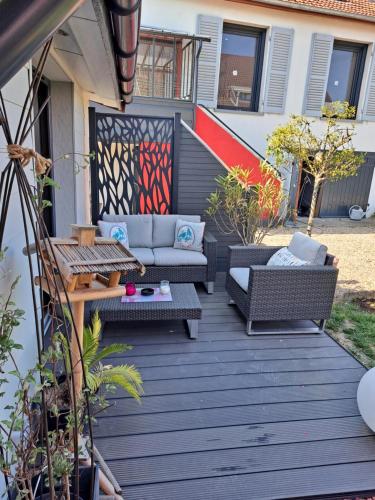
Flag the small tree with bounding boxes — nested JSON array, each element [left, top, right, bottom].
[[207, 164, 285, 245], [265, 101, 365, 236]]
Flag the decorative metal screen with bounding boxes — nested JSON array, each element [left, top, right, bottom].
[[91, 112, 174, 222]]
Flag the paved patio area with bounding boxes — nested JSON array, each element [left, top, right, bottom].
[[264, 217, 375, 300], [93, 274, 375, 499]]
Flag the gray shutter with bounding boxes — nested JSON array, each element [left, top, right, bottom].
[[363, 47, 375, 121], [303, 33, 333, 116], [263, 27, 294, 114], [196, 15, 223, 108]]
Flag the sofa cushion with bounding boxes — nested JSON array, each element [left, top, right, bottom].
[[129, 247, 155, 265], [97, 220, 129, 249], [230, 267, 250, 292], [288, 231, 327, 265], [153, 247, 207, 266], [103, 214, 153, 248], [152, 214, 201, 248], [174, 219, 205, 253], [267, 247, 308, 266]]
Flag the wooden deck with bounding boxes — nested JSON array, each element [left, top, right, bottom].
[[93, 274, 375, 500]]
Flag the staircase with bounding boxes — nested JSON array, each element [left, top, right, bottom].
[[194, 105, 266, 184]]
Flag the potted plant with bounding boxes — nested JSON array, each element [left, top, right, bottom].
[[207, 164, 286, 245], [265, 101, 365, 236], [59, 309, 143, 401]]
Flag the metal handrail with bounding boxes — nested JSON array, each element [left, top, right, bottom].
[[199, 104, 266, 161]]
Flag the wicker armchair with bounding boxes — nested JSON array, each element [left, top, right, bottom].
[[226, 245, 338, 335]]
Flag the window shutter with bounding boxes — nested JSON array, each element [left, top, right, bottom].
[[196, 15, 223, 108], [363, 47, 375, 121], [263, 27, 294, 114], [303, 33, 333, 116]]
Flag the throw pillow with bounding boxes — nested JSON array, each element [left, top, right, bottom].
[[174, 219, 205, 252], [98, 220, 129, 249], [267, 247, 309, 266]]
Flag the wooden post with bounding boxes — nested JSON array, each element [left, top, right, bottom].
[[71, 224, 97, 246], [71, 300, 85, 397]]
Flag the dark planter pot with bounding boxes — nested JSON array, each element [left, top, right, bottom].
[[32, 375, 71, 434], [10, 465, 100, 500]]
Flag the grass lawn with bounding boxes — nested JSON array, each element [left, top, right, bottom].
[[327, 300, 375, 368]]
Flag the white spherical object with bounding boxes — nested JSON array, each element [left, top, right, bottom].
[[357, 368, 375, 431]]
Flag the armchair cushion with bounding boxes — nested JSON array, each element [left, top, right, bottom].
[[229, 267, 250, 292], [267, 247, 308, 266], [288, 232, 327, 265]]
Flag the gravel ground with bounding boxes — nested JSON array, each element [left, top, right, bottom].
[[263, 217, 375, 301]]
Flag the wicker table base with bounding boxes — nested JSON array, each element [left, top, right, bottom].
[[92, 283, 202, 339]]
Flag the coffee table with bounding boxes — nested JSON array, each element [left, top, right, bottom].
[[92, 283, 202, 339]]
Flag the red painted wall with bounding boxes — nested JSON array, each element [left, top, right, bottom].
[[194, 106, 263, 184]]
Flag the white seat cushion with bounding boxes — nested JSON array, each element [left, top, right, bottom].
[[229, 267, 250, 292], [129, 247, 155, 265], [152, 214, 201, 248], [153, 247, 207, 266], [103, 214, 153, 248], [288, 232, 327, 265]]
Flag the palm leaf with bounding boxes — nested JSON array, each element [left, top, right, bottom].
[[91, 343, 132, 366], [91, 364, 143, 401]]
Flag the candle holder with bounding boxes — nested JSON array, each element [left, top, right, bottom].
[[125, 282, 136, 296], [160, 280, 170, 295]]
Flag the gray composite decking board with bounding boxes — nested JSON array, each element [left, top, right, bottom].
[[105, 346, 345, 365], [110, 356, 360, 382], [105, 368, 365, 399], [93, 398, 360, 437], [101, 383, 358, 417], [103, 436, 375, 486], [102, 337, 336, 355], [94, 275, 374, 499], [117, 461, 375, 500], [102, 330, 335, 346], [95, 415, 373, 460]]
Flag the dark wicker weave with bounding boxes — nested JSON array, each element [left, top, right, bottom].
[[120, 231, 217, 293], [225, 245, 338, 335], [93, 283, 202, 339]]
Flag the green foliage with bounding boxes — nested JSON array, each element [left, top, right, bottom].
[[0, 277, 24, 369], [265, 101, 365, 234], [207, 165, 285, 245], [59, 309, 143, 401], [267, 101, 364, 182], [327, 301, 375, 367]]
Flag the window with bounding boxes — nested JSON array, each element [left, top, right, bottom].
[[325, 40, 367, 111], [134, 32, 195, 100], [218, 24, 265, 111]]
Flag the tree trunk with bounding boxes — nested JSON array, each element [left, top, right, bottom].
[[306, 178, 321, 237]]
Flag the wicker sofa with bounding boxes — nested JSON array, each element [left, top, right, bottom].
[[101, 214, 217, 293], [226, 232, 338, 335]]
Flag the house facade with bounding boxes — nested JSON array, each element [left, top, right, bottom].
[[0, 3, 138, 494], [133, 0, 375, 218]]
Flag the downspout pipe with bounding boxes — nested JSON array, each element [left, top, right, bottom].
[[0, 0, 85, 90], [107, 0, 142, 107]]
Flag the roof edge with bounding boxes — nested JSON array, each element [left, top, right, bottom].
[[228, 0, 375, 23]]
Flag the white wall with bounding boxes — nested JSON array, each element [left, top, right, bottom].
[[0, 66, 40, 494], [141, 0, 375, 215], [73, 86, 91, 225]]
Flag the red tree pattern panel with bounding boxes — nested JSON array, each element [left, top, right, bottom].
[[94, 114, 173, 218], [138, 141, 172, 214]]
